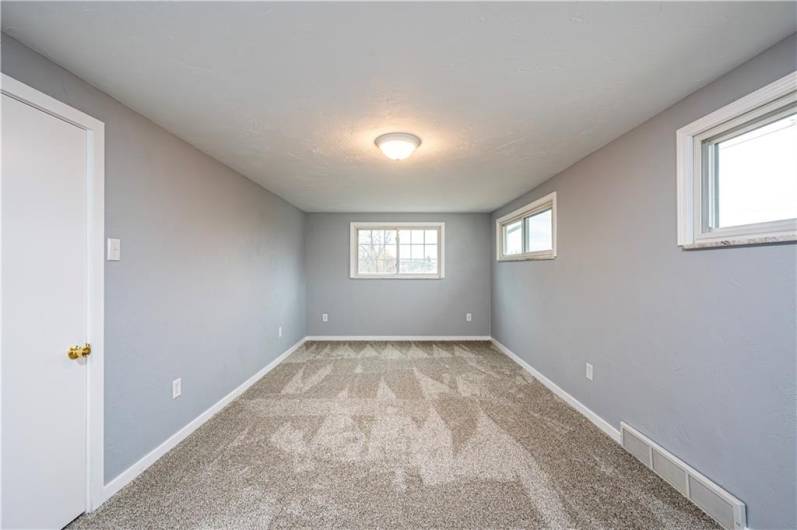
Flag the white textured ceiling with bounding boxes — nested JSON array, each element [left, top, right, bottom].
[[2, 2, 795, 212]]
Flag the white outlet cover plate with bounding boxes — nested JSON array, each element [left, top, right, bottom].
[[106, 238, 121, 261]]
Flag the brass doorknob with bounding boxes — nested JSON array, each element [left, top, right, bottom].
[[67, 343, 91, 360]]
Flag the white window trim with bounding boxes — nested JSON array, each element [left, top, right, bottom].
[[350, 221, 445, 279], [496, 191, 557, 261], [676, 71, 797, 249]]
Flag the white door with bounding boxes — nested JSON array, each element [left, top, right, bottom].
[[2, 93, 89, 528]]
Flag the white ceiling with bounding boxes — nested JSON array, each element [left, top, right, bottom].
[[3, 2, 795, 212]]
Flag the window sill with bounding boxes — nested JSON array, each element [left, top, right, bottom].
[[681, 233, 797, 250], [349, 274, 444, 280], [497, 253, 556, 262]]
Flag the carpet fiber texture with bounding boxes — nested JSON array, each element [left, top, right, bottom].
[[72, 341, 718, 529]]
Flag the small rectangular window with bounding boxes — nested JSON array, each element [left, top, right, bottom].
[[525, 208, 553, 252], [496, 192, 557, 261], [398, 228, 439, 274], [350, 222, 444, 279], [503, 220, 523, 255], [707, 112, 797, 229], [677, 71, 797, 248], [357, 228, 397, 275]]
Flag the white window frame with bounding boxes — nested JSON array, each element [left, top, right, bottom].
[[350, 222, 445, 279], [496, 191, 557, 261], [676, 71, 797, 249]]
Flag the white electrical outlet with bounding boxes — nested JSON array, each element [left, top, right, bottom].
[[322, 313, 329, 322], [585, 363, 593, 381], [465, 312, 472, 322], [278, 326, 283, 338], [172, 378, 182, 399]]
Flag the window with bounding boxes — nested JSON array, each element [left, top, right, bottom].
[[496, 192, 556, 261], [350, 222, 444, 279], [677, 71, 797, 248]]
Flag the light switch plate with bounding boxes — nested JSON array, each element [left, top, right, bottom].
[[107, 238, 121, 261], [321, 313, 329, 322], [585, 363, 594, 381], [278, 326, 283, 338], [466, 312, 472, 322], [172, 378, 182, 399]]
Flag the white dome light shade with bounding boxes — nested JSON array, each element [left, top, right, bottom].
[[374, 132, 422, 160]]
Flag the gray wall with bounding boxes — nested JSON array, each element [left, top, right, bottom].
[[491, 34, 797, 530], [305, 213, 491, 337], [1, 35, 307, 482]]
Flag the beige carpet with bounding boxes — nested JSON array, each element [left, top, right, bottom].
[[72, 341, 718, 529]]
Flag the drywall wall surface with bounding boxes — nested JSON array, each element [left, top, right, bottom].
[[305, 213, 491, 337], [2, 34, 307, 482], [491, 34, 797, 530]]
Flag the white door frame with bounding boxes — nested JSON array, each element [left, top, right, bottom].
[[1, 73, 106, 513]]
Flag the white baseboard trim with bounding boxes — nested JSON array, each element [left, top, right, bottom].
[[492, 339, 757, 529], [305, 335, 492, 341], [97, 337, 307, 508], [490, 338, 622, 444], [94, 334, 756, 529], [97, 336, 617, 509]]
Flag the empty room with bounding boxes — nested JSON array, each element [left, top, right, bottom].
[[1, 2, 795, 529]]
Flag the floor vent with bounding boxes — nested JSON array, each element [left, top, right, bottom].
[[620, 422, 746, 530]]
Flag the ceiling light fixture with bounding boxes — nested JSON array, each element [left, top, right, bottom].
[[374, 132, 422, 161]]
